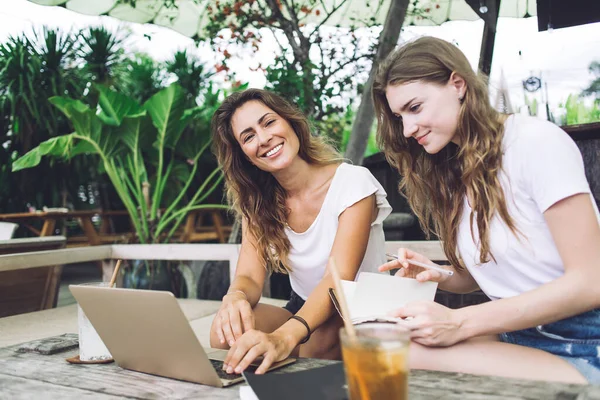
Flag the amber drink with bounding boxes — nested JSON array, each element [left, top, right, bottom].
[[340, 323, 409, 400]]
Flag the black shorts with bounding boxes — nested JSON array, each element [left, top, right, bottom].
[[283, 290, 305, 315]]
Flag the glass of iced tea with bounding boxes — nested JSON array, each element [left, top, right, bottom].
[[340, 323, 409, 400]]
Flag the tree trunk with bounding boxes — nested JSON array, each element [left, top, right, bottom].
[[344, 0, 409, 165]]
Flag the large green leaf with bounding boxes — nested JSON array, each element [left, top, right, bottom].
[[96, 84, 146, 126], [70, 140, 97, 157], [12, 133, 76, 171], [143, 83, 186, 150], [118, 116, 143, 152], [170, 161, 191, 184], [48, 96, 91, 117], [176, 130, 211, 161], [12, 149, 42, 172], [50, 96, 120, 157]]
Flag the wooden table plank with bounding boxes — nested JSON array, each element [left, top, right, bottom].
[[0, 375, 128, 399], [409, 370, 600, 399], [2, 335, 600, 399], [0, 338, 332, 399]]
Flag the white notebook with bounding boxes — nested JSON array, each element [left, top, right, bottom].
[[329, 272, 438, 325]]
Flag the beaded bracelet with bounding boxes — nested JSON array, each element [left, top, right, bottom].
[[288, 315, 312, 344]]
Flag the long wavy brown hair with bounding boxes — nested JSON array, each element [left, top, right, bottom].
[[211, 89, 340, 274], [373, 36, 519, 269]]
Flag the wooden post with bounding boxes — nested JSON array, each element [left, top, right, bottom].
[[78, 217, 101, 246], [471, 0, 500, 76], [210, 211, 226, 243], [39, 219, 56, 237], [180, 212, 196, 243], [344, 0, 409, 165]]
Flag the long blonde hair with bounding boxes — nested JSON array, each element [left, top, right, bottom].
[[373, 36, 519, 269], [212, 89, 340, 274]]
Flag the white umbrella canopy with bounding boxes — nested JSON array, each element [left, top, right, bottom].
[[310, 0, 536, 27], [30, 0, 212, 38], [28, 0, 537, 39]]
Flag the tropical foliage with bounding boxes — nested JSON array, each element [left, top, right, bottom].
[[13, 84, 228, 244], [0, 28, 87, 214], [0, 26, 224, 220]]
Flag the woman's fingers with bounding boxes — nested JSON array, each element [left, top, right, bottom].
[[228, 305, 244, 341], [234, 342, 266, 374], [256, 352, 276, 375], [213, 314, 226, 345], [239, 301, 255, 333], [415, 269, 443, 283], [221, 312, 236, 347], [397, 247, 409, 267], [378, 258, 402, 272], [398, 247, 432, 264], [224, 332, 261, 373]]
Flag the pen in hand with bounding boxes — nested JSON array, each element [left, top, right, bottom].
[[385, 253, 454, 276]]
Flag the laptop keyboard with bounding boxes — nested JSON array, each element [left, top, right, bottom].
[[210, 359, 258, 381]]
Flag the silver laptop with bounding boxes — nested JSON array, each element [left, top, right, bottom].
[[69, 285, 295, 387]]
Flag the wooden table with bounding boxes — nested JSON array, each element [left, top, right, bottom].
[[2, 336, 600, 399], [0, 208, 232, 246], [0, 210, 113, 246]]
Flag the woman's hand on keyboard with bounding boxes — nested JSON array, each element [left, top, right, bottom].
[[223, 329, 292, 375]]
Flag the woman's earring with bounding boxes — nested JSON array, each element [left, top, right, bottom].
[[458, 95, 464, 104]]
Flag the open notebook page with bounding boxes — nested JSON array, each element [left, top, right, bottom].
[[340, 272, 438, 324]]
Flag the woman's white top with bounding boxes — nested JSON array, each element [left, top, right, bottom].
[[458, 114, 600, 300], [285, 163, 392, 300]]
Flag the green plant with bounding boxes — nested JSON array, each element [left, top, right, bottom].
[[0, 28, 92, 215], [315, 105, 379, 158], [117, 53, 166, 104], [524, 94, 539, 117], [166, 49, 214, 108], [558, 94, 600, 126], [202, 0, 378, 119], [12, 83, 228, 244]]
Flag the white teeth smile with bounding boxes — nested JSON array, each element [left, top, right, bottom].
[[264, 144, 283, 157]]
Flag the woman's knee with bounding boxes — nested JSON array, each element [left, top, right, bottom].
[[408, 342, 438, 370]]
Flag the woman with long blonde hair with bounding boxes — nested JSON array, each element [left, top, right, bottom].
[[210, 89, 391, 374], [375, 36, 600, 384]]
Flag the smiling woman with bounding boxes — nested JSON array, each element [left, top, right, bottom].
[[208, 89, 392, 375], [230, 100, 301, 174], [373, 36, 600, 385]]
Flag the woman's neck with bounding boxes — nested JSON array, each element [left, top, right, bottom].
[[273, 159, 336, 197]]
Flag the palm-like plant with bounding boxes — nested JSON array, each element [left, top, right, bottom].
[[166, 49, 213, 107], [78, 26, 124, 84], [117, 53, 166, 104], [13, 83, 227, 244], [0, 29, 90, 214]]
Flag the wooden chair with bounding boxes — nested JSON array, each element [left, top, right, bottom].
[[179, 209, 233, 244], [0, 236, 66, 318]]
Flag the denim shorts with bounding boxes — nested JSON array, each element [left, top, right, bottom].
[[283, 290, 306, 315], [499, 309, 600, 384]]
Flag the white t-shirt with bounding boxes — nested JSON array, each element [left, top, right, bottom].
[[458, 114, 600, 300], [286, 163, 392, 300]]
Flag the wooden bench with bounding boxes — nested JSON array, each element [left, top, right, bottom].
[[0, 236, 66, 318]]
